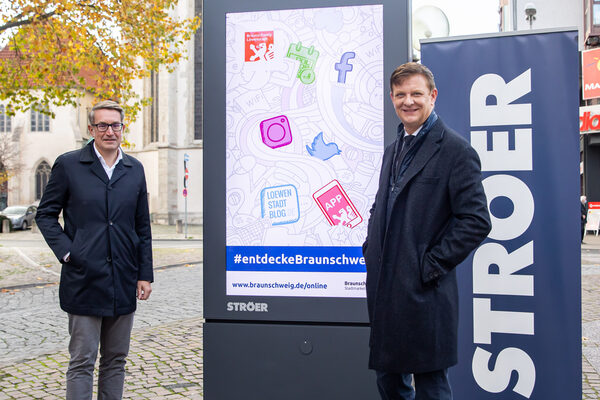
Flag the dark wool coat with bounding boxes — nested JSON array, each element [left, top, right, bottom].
[[36, 141, 153, 317], [363, 117, 491, 374]]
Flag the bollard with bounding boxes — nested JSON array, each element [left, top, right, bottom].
[[2, 219, 9, 233], [176, 219, 183, 234], [31, 219, 38, 233]]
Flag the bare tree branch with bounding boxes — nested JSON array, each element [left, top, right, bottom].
[[0, 11, 56, 33]]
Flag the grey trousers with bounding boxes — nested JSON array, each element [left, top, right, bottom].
[[66, 313, 134, 400]]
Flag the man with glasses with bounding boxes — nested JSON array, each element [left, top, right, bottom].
[[36, 100, 153, 399]]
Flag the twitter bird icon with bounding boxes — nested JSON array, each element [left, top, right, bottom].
[[306, 132, 341, 161]]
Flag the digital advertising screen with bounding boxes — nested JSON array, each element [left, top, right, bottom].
[[225, 5, 384, 298], [203, 0, 409, 323]]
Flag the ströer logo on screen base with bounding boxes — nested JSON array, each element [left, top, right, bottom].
[[226, 302, 269, 312]]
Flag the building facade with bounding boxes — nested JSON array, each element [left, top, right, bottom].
[[1, 97, 93, 209], [126, 0, 202, 225], [500, 0, 583, 47], [1, 0, 203, 225]]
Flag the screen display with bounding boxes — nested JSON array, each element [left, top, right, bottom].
[[225, 5, 384, 298]]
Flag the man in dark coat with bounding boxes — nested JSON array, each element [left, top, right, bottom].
[[363, 63, 491, 399], [36, 100, 153, 400]]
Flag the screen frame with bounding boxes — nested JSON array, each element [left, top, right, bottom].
[[203, 0, 410, 323]]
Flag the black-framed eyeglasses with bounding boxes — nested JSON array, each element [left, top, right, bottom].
[[92, 122, 124, 132]]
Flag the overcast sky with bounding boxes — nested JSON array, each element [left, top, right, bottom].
[[413, 0, 501, 37]]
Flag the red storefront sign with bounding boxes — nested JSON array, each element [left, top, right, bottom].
[[589, 202, 600, 210], [583, 48, 600, 100], [580, 111, 600, 131]]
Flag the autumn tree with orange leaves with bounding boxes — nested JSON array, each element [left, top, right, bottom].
[[0, 0, 200, 121]]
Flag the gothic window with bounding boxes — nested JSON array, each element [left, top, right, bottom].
[[35, 161, 51, 200], [194, 0, 203, 140], [0, 105, 11, 133], [150, 71, 159, 143], [31, 105, 50, 132]]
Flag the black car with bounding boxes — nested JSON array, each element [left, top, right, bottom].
[[1, 205, 37, 230]]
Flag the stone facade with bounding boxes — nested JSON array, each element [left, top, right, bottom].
[[1, 0, 203, 225], [3, 96, 93, 208]]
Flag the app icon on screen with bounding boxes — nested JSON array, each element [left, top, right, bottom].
[[313, 180, 362, 228], [260, 115, 293, 149]]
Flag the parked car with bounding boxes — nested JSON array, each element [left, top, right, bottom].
[[0, 205, 37, 230]]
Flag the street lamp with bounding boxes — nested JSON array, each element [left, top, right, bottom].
[[525, 2, 536, 29]]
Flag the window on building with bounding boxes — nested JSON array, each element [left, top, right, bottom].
[[0, 105, 11, 133], [0, 164, 7, 211], [31, 105, 50, 132], [150, 70, 159, 143], [194, 0, 203, 141], [35, 161, 51, 200]]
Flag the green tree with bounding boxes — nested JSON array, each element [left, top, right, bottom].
[[0, 0, 200, 121]]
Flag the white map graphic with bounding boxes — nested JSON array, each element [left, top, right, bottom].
[[226, 5, 384, 249]]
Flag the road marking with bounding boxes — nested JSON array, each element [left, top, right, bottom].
[[13, 247, 60, 277]]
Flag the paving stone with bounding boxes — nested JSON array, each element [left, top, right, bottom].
[[1, 234, 600, 398], [0, 259, 203, 399]]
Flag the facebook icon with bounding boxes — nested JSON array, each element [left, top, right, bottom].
[[334, 51, 356, 83]]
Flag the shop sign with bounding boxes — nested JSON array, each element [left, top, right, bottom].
[[583, 48, 600, 100], [580, 105, 600, 132]]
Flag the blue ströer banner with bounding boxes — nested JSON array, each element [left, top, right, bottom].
[[422, 30, 580, 399]]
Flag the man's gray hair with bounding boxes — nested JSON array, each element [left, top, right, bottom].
[[88, 100, 125, 125]]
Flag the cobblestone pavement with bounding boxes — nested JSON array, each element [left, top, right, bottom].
[[1, 230, 599, 398], [0, 225, 204, 399], [0, 224, 202, 289], [582, 235, 600, 399]]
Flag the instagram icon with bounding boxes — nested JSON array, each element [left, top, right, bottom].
[[260, 115, 293, 149]]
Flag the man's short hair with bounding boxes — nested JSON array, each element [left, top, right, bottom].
[[88, 100, 125, 125], [390, 62, 436, 92]]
